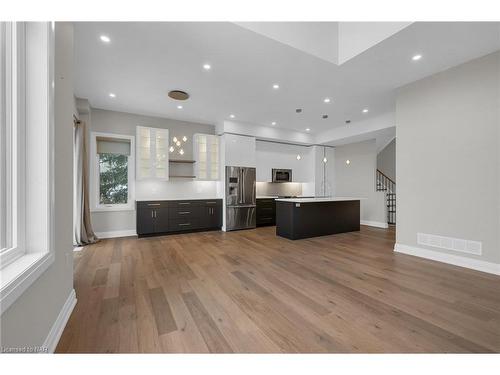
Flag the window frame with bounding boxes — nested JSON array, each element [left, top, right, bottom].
[[0, 22, 55, 315], [0, 22, 25, 268], [90, 131, 135, 212]]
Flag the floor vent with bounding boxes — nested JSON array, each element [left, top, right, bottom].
[[417, 233, 482, 255]]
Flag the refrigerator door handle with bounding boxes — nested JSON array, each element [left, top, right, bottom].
[[239, 169, 243, 204], [241, 169, 245, 204]]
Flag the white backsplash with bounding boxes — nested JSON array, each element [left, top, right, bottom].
[[136, 180, 222, 200]]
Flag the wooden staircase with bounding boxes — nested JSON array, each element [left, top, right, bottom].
[[376, 169, 396, 225]]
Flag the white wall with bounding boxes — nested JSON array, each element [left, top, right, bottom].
[[221, 133, 256, 167], [334, 139, 387, 227], [312, 145, 335, 197], [396, 51, 500, 268], [255, 140, 312, 183], [86, 108, 220, 235], [377, 138, 396, 182], [1, 22, 75, 348]]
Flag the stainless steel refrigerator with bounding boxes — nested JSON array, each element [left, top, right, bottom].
[[225, 166, 256, 231]]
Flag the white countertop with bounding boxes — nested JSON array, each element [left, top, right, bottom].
[[275, 197, 364, 203], [135, 198, 221, 202], [256, 195, 314, 199]]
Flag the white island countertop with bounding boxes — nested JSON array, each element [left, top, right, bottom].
[[275, 197, 365, 203]]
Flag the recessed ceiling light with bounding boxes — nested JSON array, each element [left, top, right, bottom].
[[346, 159, 350, 165], [272, 84, 280, 89], [203, 63, 211, 70], [169, 146, 174, 153], [229, 114, 235, 119], [323, 157, 328, 163], [173, 137, 178, 143], [362, 108, 369, 113], [323, 98, 331, 103], [182, 136, 187, 142], [305, 128, 310, 132], [412, 54, 422, 61], [296, 154, 301, 160], [100, 35, 111, 43], [179, 149, 184, 155], [177, 105, 183, 109], [271, 121, 276, 126], [108, 93, 116, 98]]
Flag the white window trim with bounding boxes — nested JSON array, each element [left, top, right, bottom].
[[90, 131, 135, 212], [0, 22, 55, 315]]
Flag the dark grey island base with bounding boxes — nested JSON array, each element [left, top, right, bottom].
[[275, 198, 361, 240]]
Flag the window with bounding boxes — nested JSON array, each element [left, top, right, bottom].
[[0, 21, 21, 268], [91, 133, 135, 211], [0, 22, 55, 314], [99, 153, 129, 205]]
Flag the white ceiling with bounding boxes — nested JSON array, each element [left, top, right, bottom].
[[74, 22, 500, 138], [234, 22, 340, 64], [235, 22, 412, 65]]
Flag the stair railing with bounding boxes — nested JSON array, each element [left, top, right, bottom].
[[376, 169, 396, 224]]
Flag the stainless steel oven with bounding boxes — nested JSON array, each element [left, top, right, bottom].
[[272, 168, 292, 183]]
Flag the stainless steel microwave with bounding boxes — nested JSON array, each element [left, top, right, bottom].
[[272, 168, 292, 183]]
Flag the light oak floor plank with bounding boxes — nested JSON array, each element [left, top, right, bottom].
[[56, 225, 500, 353]]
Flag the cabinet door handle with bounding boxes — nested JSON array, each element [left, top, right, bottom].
[[179, 223, 191, 226], [148, 203, 161, 206], [154, 210, 157, 218], [151, 211, 154, 218], [179, 202, 190, 205], [179, 211, 190, 215], [206, 202, 216, 204]]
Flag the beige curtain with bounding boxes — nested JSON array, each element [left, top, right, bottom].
[[73, 120, 98, 245]]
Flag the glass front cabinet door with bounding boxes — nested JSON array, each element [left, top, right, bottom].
[[194, 134, 220, 181], [136, 126, 169, 180]]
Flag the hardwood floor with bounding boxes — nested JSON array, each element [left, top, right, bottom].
[[56, 226, 500, 353]]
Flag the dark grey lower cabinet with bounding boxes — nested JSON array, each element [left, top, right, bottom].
[[136, 199, 222, 237], [136, 207, 156, 235], [201, 205, 222, 229], [256, 198, 276, 227], [153, 207, 170, 233]]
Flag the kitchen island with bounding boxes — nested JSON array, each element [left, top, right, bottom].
[[275, 197, 362, 240]]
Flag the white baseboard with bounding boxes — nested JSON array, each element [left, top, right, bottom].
[[95, 230, 137, 239], [43, 289, 77, 353], [394, 243, 500, 276], [360, 220, 389, 229]]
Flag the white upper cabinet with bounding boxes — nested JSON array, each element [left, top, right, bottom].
[[223, 133, 256, 167], [136, 126, 169, 180], [194, 134, 220, 180]]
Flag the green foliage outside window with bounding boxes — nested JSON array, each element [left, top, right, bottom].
[[99, 153, 128, 205]]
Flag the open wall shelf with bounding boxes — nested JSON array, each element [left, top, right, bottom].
[[169, 159, 196, 164]]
